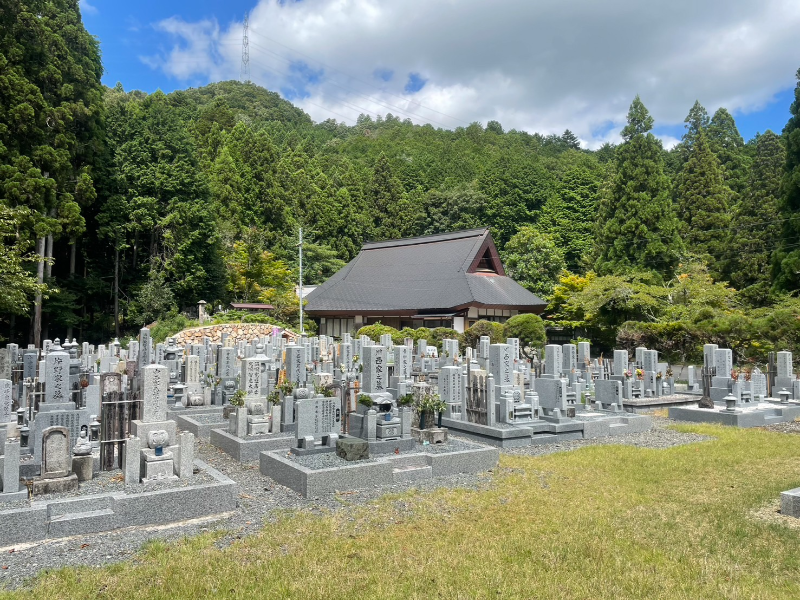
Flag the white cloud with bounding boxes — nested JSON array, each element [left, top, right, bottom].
[[79, 0, 97, 16], [143, 0, 800, 146]]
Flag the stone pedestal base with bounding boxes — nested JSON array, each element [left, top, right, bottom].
[[248, 420, 270, 435], [72, 455, 94, 481], [142, 459, 177, 483], [33, 473, 78, 495], [411, 427, 448, 444]]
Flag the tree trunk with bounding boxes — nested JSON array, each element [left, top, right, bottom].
[[45, 233, 53, 279], [31, 236, 45, 347], [69, 239, 76, 276], [66, 239, 76, 340], [114, 246, 120, 338]]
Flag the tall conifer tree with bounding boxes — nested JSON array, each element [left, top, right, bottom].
[[594, 96, 682, 275], [707, 108, 749, 196], [774, 68, 800, 292], [726, 131, 784, 303], [675, 130, 732, 276]]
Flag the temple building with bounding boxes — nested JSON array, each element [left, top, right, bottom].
[[305, 228, 546, 337]]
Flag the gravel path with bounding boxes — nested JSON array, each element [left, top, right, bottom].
[[0, 418, 710, 590]]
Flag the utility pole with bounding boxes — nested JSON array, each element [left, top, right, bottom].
[[298, 227, 304, 334], [240, 12, 250, 82]]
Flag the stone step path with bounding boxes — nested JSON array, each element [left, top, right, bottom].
[[46, 494, 116, 538], [391, 464, 433, 483]]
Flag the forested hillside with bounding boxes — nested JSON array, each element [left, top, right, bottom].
[[2, 1, 800, 363]]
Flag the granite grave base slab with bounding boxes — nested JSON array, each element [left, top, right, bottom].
[[209, 428, 294, 462], [291, 436, 416, 456], [440, 412, 652, 448], [166, 406, 223, 420], [622, 393, 700, 413], [173, 409, 227, 440], [0, 460, 236, 547], [260, 442, 499, 498], [33, 474, 78, 495], [669, 401, 800, 427]]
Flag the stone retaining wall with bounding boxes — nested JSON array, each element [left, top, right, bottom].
[[173, 323, 299, 346]]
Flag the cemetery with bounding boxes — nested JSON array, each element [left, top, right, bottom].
[[668, 346, 800, 427], [7, 317, 800, 544]]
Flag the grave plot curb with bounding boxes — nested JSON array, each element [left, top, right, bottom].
[[0, 460, 236, 547], [173, 410, 227, 441], [259, 446, 500, 498], [669, 403, 800, 427], [440, 413, 652, 447], [209, 428, 294, 462]]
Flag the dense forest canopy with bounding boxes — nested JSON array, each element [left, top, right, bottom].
[[2, 1, 800, 363]]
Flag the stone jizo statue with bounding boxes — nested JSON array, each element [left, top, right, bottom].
[[73, 430, 92, 456]]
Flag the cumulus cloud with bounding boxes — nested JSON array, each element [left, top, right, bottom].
[[79, 0, 97, 16], [143, 0, 800, 147]]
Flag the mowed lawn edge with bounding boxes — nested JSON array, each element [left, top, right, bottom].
[[4, 423, 800, 599]]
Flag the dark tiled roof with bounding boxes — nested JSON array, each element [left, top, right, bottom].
[[305, 229, 546, 313]]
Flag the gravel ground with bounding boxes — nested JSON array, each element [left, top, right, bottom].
[[0, 419, 710, 590], [759, 421, 800, 435], [502, 418, 715, 458]]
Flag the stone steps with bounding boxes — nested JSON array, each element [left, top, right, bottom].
[[392, 465, 432, 484], [47, 495, 112, 518], [48, 508, 116, 538], [388, 454, 429, 469]]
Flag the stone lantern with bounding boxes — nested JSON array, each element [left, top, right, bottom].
[[197, 300, 207, 325]]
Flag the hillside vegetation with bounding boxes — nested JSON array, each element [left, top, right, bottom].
[[2, 2, 800, 365]]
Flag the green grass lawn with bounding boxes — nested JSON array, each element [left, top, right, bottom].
[[6, 423, 800, 599]]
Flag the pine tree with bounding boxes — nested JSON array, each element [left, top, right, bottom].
[[774, 68, 800, 292], [594, 96, 683, 275], [675, 130, 732, 276], [725, 131, 784, 304]]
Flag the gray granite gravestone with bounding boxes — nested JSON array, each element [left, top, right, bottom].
[[45, 348, 71, 405], [613, 350, 629, 377], [361, 345, 387, 394], [0, 349, 10, 380], [143, 364, 168, 422], [285, 345, 307, 385], [41, 426, 71, 479], [394, 345, 411, 380], [0, 379, 12, 423], [489, 344, 513, 389], [562, 343, 577, 373], [544, 345, 563, 378]]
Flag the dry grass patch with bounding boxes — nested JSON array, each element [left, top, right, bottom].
[[5, 424, 800, 598]]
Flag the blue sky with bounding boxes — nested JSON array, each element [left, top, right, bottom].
[[80, 0, 800, 148]]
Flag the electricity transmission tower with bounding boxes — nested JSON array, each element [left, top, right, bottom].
[[240, 12, 250, 82]]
